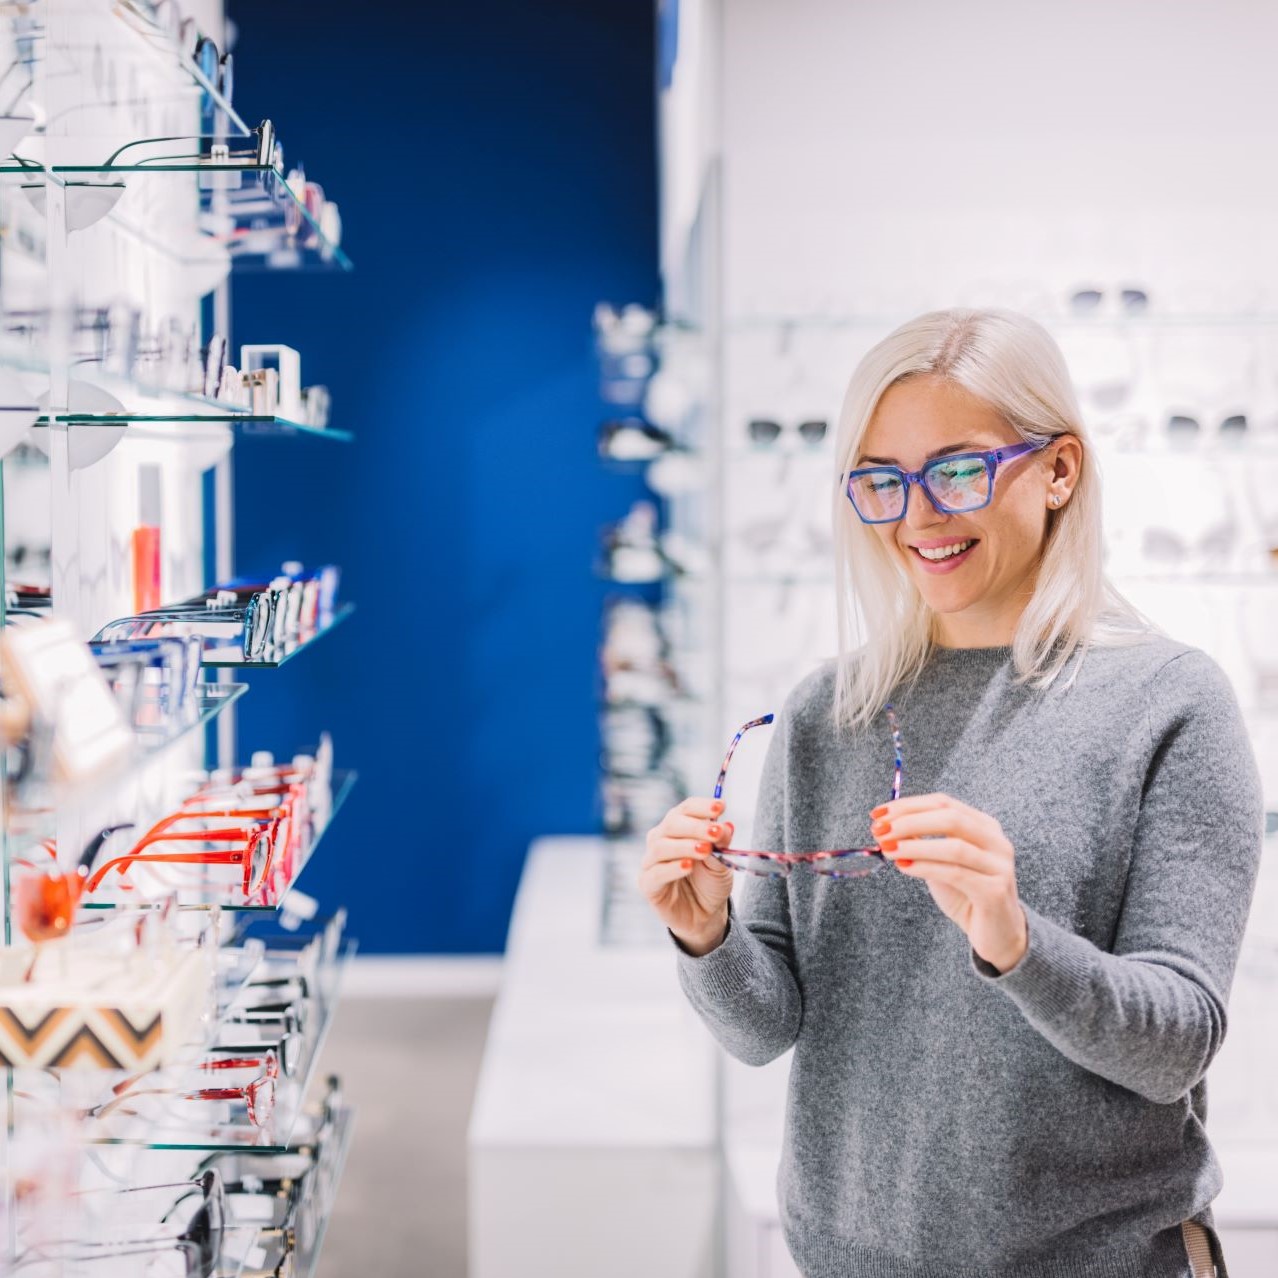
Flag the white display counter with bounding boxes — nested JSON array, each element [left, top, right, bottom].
[[467, 836, 719, 1278]]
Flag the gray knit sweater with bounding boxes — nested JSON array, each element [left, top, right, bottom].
[[672, 637, 1265, 1278]]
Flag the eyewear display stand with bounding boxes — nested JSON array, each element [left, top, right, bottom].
[[0, 3, 357, 1274]]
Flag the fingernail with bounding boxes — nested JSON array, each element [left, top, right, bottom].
[[870, 805, 889, 818], [707, 825, 721, 838], [879, 839, 898, 852], [711, 801, 724, 815], [897, 858, 913, 868], [871, 820, 891, 836], [695, 842, 711, 853], [680, 858, 693, 870]]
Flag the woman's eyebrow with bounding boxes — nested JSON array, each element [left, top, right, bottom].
[[857, 440, 983, 466]]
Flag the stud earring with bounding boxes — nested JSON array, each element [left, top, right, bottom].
[[1049, 493, 1061, 506]]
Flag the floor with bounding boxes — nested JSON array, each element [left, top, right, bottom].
[[315, 997, 496, 1278]]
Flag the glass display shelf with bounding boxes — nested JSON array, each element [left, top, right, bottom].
[[79, 944, 355, 1151], [199, 603, 355, 668], [718, 313, 1278, 334], [0, 150, 351, 273], [2, 683, 248, 833], [133, 681, 248, 754], [81, 769, 357, 913], [36, 408, 353, 443], [32, 373, 352, 441]]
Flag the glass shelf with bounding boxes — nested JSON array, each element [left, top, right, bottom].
[[718, 313, 1278, 334], [2, 683, 248, 834], [81, 770, 358, 913], [199, 603, 355, 668], [82, 944, 355, 1151], [133, 681, 248, 756], [0, 149, 351, 273], [36, 408, 353, 443]]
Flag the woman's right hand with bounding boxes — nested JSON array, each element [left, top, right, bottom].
[[639, 797, 736, 954]]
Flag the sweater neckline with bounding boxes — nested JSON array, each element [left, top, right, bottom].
[[927, 642, 1015, 669]]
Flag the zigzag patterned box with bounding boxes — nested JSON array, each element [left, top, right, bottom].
[[0, 945, 212, 1071]]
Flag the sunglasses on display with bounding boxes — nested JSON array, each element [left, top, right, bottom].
[[1068, 286, 1149, 316], [843, 437, 1051, 523], [709, 704, 903, 878], [747, 417, 828, 447]]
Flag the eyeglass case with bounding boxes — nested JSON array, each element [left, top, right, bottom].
[[0, 943, 212, 1071]]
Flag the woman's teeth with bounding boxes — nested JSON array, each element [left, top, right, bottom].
[[915, 539, 976, 561]]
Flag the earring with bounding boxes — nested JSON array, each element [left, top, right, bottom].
[[1049, 493, 1061, 506]]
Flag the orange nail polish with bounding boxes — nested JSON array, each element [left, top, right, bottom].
[[897, 858, 914, 868], [879, 840, 898, 852], [870, 805, 888, 818], [871, 820, 891, 836], [680, 858, 693, 870], [707, 824, 721, 838]]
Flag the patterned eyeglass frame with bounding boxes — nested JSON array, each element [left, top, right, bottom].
[[842, 437, 1050, 523], [711, 704, 904, 878]]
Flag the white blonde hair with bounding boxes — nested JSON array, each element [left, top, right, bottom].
[[831, 307, 1162, 735]]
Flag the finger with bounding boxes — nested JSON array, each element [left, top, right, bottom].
[[638, 856, 696, 898], [641, 834, 716, 871], [872, 791, 953, 819], [875, 806, 1002, 849], [893, 857, 1005, 894], [889, 843, 1007, 884], [661, 813, 734, 845], [677, 795, 727, 822], [881, 837, 1003, 875]]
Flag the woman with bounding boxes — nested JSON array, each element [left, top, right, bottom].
[[639, 308, 1265, 1278]]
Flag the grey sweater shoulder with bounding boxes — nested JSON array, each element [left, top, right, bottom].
[[672, 635, 1265, 1278]]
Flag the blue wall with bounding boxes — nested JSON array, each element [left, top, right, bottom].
[[228, 0, 659, 952]]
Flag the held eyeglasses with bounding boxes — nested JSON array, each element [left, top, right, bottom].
[[843, 437, 1050, 523], [711, 704, 903, 878]]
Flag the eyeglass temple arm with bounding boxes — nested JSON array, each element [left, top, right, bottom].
[[84, 849, 249, 892], [713, 714, 775, 801]]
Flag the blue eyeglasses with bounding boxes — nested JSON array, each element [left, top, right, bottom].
[[843, 438, 1051, 524]]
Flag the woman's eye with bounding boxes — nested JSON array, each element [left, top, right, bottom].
[[868, 475, 901, 493]]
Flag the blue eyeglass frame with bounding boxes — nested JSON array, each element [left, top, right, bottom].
[[842, 437, 1051, 524]]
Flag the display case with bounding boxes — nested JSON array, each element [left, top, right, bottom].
[[0, 3, 357, 1274]]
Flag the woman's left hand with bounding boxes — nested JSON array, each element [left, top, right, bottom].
[[870, 792, 1028, 974]]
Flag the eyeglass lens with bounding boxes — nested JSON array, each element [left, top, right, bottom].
[[848, 454, 990, 521]]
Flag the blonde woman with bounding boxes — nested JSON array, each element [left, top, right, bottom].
[[640, 309, 1264, 1278]]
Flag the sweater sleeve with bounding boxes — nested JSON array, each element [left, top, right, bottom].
[[668, 693, 803, 1067], [968, 648, 1265, 1104]]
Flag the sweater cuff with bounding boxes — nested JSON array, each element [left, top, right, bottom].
[[968, 901, 1094, 1020], [669, 899, 760, 1000]]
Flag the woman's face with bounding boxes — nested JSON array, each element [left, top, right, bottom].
[[855, 374, 1073, 647]]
